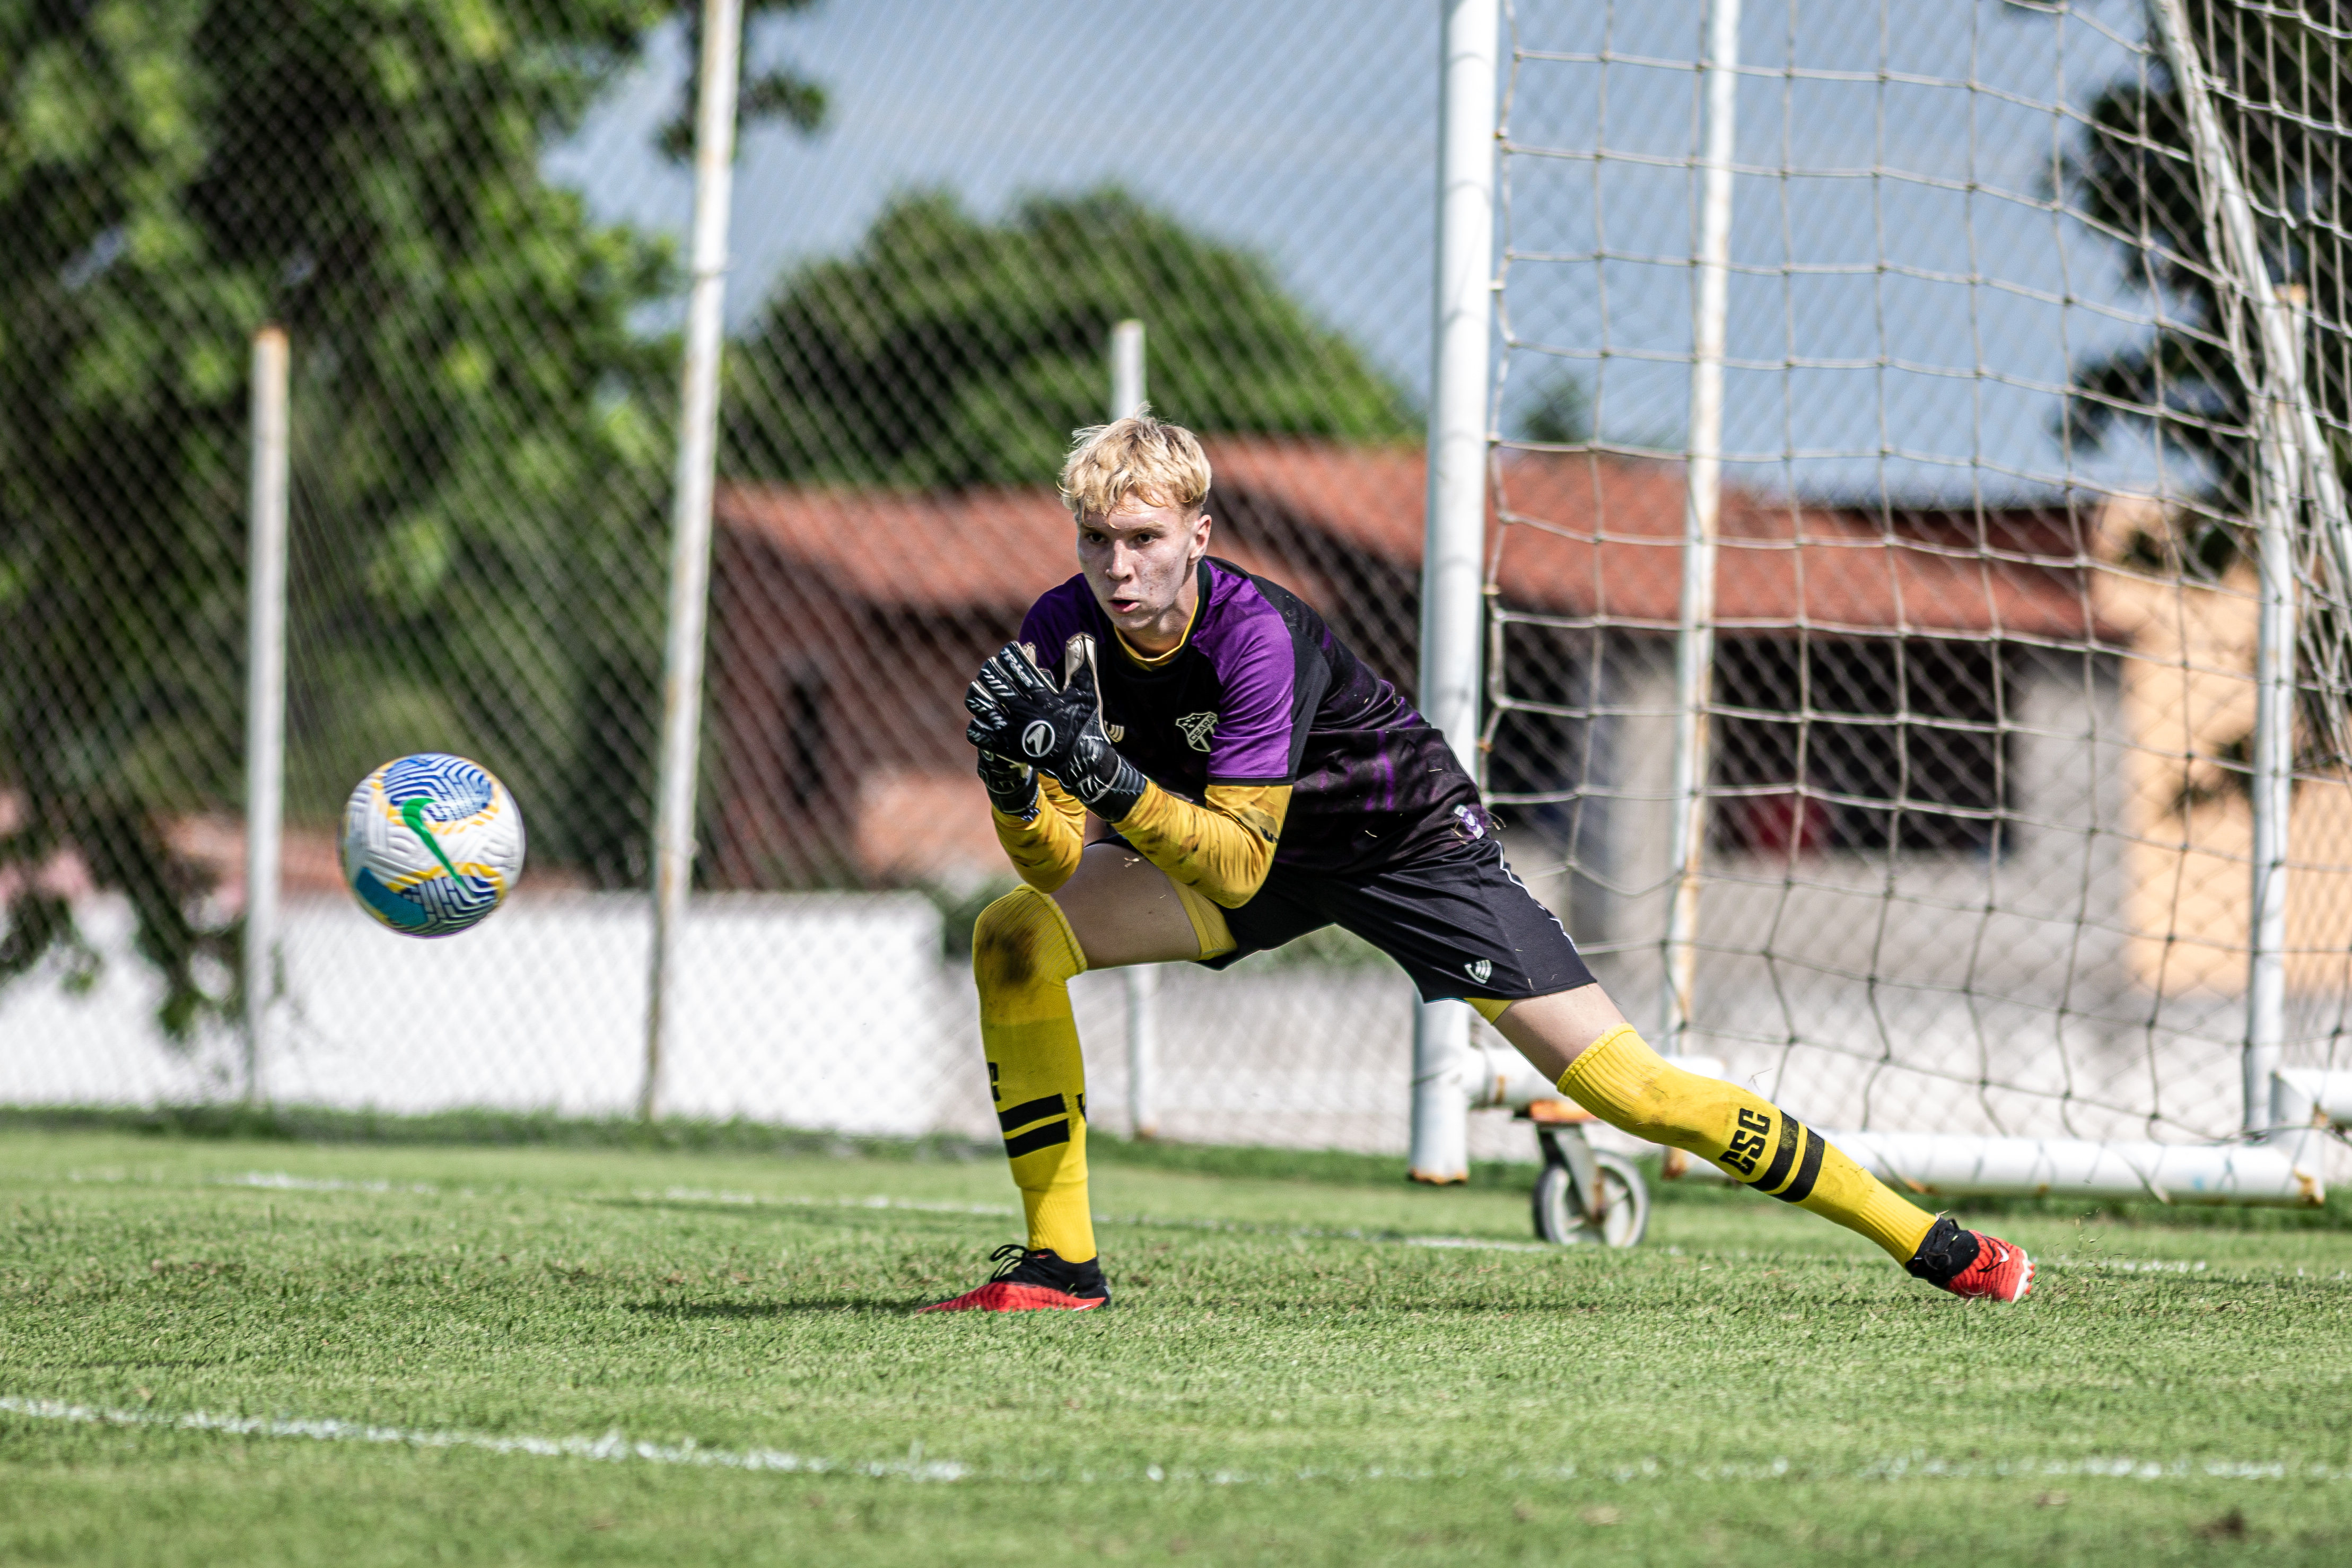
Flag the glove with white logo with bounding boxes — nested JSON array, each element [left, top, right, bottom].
[[963, 663, 1042, 821], [965, 637, 1148, 822]]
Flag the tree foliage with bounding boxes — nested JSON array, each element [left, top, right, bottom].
[[0, 1, 824, 1035], [721, 188, 1418, 487], [2068, 2, 2352, 575], [661, 0, 828, 159], [1512, 375, 1594, 448]]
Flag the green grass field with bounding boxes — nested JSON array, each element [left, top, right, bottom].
[[4, 1124, 2350, 1565]]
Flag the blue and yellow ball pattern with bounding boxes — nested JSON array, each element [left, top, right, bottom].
[[339, 754, 527, 938]]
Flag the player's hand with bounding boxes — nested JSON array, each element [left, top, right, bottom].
[[963, 661, 1041, 819], [966, 638, 1147, 822]]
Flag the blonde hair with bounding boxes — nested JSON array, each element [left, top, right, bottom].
[[1057, 410, 1212, 518]]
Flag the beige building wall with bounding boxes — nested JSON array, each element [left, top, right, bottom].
[[2100, 500, 2352, 996]]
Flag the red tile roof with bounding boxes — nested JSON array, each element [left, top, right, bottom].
[[1207, 439, 2099, 640], [718, 442, 2098, 639], [713, 483, 1330, 611]]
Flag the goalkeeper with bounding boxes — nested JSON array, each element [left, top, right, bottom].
[[924, 413, 2033, 1313]]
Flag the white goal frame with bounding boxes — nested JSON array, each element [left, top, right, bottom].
[[1417, 0, 2352, 1203]]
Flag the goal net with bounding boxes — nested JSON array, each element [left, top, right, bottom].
[[1482, 0, 2352, 1196]]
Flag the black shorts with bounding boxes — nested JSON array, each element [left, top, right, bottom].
[[1196, 833, 1596, 1004]]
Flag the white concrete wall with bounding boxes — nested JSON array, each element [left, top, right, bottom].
[[0, 890, 1551, 1161], [0, 892, 982, 1136]]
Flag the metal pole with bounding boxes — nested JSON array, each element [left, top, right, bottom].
[[1112, 318, 1145, 419], [1110, 318, 1161, 1138], [243, 325, 290, 1108], [1123, 962, 1160, 1141], [1660, 0, 1741, 1055], [2249, 400, 2300, 1138], [2247, 289, 2315, 1140], [643, 0, 744, 1122], [1410, 0, 1501, 1184], [2149, 0, 2304, 1137]]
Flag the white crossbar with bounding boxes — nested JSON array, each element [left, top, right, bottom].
[[1830, 1131, 2322, 1208], [2274, 1069, 2352, 1131]]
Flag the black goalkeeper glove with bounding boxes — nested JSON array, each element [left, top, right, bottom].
[[963, 662, 1042, 820], [973, 749, 1041, 820], [965, 636, 1148, 822]]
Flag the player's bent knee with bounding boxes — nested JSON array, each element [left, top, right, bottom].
[[972, 884, 1088, 996], [1170, 877, 1237, 960]]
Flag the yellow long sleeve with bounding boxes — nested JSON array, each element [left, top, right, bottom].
[[1111, 782, 1290, 908], [991, 777, 1088, 893]]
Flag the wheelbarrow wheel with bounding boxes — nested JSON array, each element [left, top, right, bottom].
[[1532, 1151, 1650, 1247]]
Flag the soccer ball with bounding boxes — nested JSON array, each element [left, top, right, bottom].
[[339, 753, 526, 937]]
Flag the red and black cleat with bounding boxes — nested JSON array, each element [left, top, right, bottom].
[[919, 1244, 1111, 1313], [1904, 1215, 2034, 1302]]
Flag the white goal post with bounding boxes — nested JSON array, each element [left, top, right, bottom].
[[1427, 0, 2352, 1203]]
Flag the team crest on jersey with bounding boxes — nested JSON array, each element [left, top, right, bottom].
[[1175, 712, 1218, 751]]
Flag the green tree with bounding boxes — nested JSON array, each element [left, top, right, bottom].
[[0, 1, 822, 1035], [1513, 375, 1594, 448], [2067, 2, 2348, 576], [722, 188, 1418, 487], [663, 0, 827, 159]]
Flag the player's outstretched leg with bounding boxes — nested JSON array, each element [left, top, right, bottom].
[[1490, 1001, 2031, 1301], [922, 883, 1108, 1313], [1561, 1023, 2034, 1301]]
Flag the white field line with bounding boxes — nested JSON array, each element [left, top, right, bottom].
[[0, 1396, 967, 1481], [220, 1171, 441, 1195], [644, 1187, 1557, 1252], [1655, 1245, 2329, 1277], [648, 1187, 1014, 1217], [64, 1170, 444, 1195], [415, 1194, 2341, 1273], [5, 1394, 2348, 1488], [72, 1173, 1549, 1254]]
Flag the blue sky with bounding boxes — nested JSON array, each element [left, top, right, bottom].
[[547, 0, 2175, 504], [547, 0, 1437, 364]]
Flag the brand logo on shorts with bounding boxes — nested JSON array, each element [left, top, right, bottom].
[[1176, 712, 1218, 751], [1464, 959, 1493, 984], [1021, 720, 1055, 758]]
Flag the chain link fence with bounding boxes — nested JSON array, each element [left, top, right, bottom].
[[10, 0, 2352, 1178], [2, 0, 1531, 1157]]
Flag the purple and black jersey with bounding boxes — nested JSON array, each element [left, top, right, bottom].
[[1018, 558, 1481, 873]]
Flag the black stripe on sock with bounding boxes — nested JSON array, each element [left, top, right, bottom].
[[1771, 1125, 1825, 1204], [1754, 1113, 1799, 1193], [996, 1094, 1063, 1133], [1002, 1119, 1071, 1159]]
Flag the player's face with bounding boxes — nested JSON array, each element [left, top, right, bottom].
[[1076, 498, 1211, 652]]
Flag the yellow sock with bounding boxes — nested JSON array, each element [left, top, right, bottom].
[[970, 884, 1096, 1263], [1556, 1024, 1935, 1264]]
